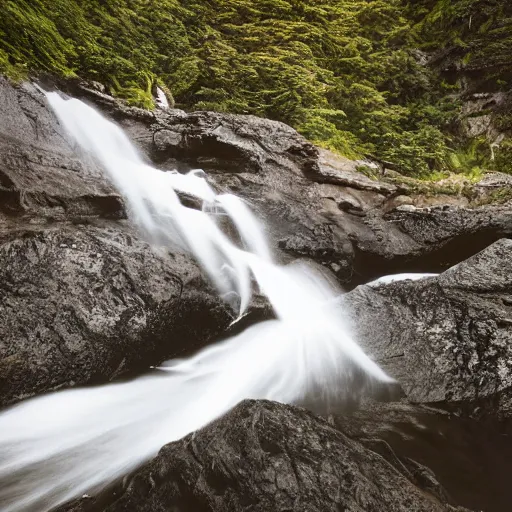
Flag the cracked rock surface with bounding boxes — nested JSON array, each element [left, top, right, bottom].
[[65, 81, 512, 288], [345, 239, 512, 406], [63, 400, 469, 512]]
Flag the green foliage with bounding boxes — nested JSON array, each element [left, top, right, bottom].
[[110, 72, 156, 110], [406, 0, 512, 78], [0, 1, 76, 76], [494, 140, 512, 175], [0, 0, 193, 107], [0, 0, 508, 176], [380, 125, 450, 176], [447, 137, 491, 175], [405, 0, 512, 175]]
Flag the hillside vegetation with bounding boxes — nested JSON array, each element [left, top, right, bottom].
[[1, 0, 510, 176]]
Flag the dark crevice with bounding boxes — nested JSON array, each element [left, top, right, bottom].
[[350, 231, 509, 288], [353, 409, 512, 512]]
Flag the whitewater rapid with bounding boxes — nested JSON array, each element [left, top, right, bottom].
[[0, 93, 392, 511]]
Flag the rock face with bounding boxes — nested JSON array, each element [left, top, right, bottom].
[[344, 239, 512, 406], [0, 77, 232, 406], [65, 400, 467, 512], [0, 223, 231, 406], [63, 81, 512, 287], [356, 204, 512, 282], [0, 76, 123, 220]]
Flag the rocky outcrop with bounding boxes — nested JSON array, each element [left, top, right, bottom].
[[0, 77, 232, 406], [0, 223, 232, 406], [344, 239, 512, 406], [352, 204, 512, 281], [58, 80, 512, 287], [312, 149, 397, 196], [63, 400, 469, 512], [2, 74, 510, 407], [0, 76, 123, 220], [2, 75, 512, 512]]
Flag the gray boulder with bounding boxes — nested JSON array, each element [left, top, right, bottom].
[[345, 238, 512, 405], [63, 400, 469, 512], [0, 222, 232, 406]]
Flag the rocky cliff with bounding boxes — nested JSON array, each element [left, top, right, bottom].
[[52, 78, 512, 287]]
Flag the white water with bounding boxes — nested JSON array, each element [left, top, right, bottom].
[[155, 86, 169, 109], [367, 273, 438, 287], [0, 94, 392, 511]]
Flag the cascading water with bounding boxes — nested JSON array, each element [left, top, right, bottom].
[[155, 87, 170, 109], [367, 273, 438, 287], [0, 93, 392, 512]]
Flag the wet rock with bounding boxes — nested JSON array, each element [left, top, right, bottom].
[[313, 148, 397, 196], [346, 204, 512, 285], [151, 111, 319, 177], [0, 223, 232, 406], [2, 76, 507, 287], [64, 400, 469, 512], [2, 75, 511, 512], [0, 77, 124, 220], [0, 77, 236, 406], [61, 81, 512, 288], [334, 400, 512, 512], [344, 239, 512, 405]]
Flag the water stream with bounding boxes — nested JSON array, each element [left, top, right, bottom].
[[0, 94, 392, 511]]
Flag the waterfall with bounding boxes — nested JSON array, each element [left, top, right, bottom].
[[155, 87, 169, 109], [0, 93, 392, 512]]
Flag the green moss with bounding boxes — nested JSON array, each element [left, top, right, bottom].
[[446, 138, 491, 177], [494, 140, 512, 175], [382, 166, 484, 200], [0, 49, 28, 83], [476, 187, 512, 205]]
